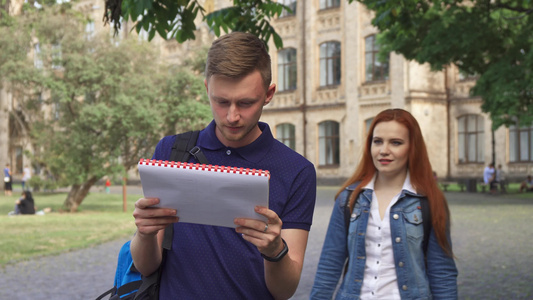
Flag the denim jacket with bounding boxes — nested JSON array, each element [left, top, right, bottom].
[[311, 184, 458, 300]]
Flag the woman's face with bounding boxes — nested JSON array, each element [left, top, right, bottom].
[[371, 120, 410, 179]]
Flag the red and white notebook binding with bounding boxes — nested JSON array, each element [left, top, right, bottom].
[[138, 159, 270, 228]]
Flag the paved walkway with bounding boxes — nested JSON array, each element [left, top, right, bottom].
[[0, 187, 532, 299]]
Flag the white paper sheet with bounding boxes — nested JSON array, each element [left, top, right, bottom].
[[138, 160, 269, 228]]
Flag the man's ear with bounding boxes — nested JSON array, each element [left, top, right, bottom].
[[204, 79, 208, 92], [264, 83, 276, 106]]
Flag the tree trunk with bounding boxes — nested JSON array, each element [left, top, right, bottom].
[[63, 176, 99, 212]]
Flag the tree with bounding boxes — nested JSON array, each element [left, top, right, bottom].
[[0, 5, 211, 211], [108, 0, 532, 128], [351, 0, 533, 129], [104, 0, 288, 49]]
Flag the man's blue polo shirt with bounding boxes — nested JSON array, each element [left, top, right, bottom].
[[153, 121, 316, 299]]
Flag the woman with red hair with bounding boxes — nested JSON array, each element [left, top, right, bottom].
[[311, 109, 457, 299]]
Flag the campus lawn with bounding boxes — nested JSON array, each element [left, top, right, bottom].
[[0, 190, 138, 267], [439, 182, 527, 194]]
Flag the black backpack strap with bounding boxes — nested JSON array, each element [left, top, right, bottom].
[[116, 280, 143, 297], [189, 146, 209, 164], [134, 130, 208, 300], [342, 189, 354, 277], [95, 286, 116, 300], [170, 131, 198, 162], [420, 197, 431, 256], [343, 190, 353, 236]]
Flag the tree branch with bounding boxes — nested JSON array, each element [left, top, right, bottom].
[[494, 3, 533, 14]]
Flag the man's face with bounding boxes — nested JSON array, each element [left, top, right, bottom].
[[205, 70, 275, 148]]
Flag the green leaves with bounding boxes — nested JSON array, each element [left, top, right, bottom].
[[2, 6, 212, 209], [357, 0, 533, 129], [107, 0, 285, 49]]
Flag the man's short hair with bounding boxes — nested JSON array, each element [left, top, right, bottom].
[[205, 32, 272, 92]]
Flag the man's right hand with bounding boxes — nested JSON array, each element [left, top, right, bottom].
[[133, 197, 179, 237]]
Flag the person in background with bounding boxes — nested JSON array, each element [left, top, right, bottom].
[[4, 163, 12, 196], [483, 163, 496, 193], [105, 178, 111, 194], [311, 108, 457, 299], [22, 165, 31, 191], [12, 191, 36, 215], [130, 32, 317, 299], [494, 164, 505, 193], [519, 175, 533, 193]]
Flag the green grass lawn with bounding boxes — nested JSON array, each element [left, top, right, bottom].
[[0, 189, 139, 266], [439, 182, 530, 195], [1, 183, 530, 268]]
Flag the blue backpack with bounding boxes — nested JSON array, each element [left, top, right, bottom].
[[96, 131, 208, 300], [95, 241, 142, 300]]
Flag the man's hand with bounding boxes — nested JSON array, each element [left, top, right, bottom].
[[133, 197, 179, 237], [234, 206, 284, 258]]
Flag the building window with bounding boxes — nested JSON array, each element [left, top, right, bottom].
[[365, 35, 389, 82], [318, 121, 340, 166], [319, 0, 340, 10], [509, 123, 533, 162], [15, 147, 23, 174], [34, 43, 43, 69], [85, 20, 95, 39], [365, 118, 374, 135], [458, 71, 478, 81], [276, 123, 296, 150], [277, 48, 297, 92], [457, 115, 484, 163], [279, 0, 296, 17], [51, 44, 62, 70], [319, 41, 341, 87]]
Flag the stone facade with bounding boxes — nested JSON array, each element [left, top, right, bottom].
[[260, 0, 532, 183], [1, 0, 531, 183]]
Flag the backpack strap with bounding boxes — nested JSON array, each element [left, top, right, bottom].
[[163, 130, 207, 253], [115, 280, 142, 297], [134, 131, 208, 300], [343, 190, 353, 236], [341, 189, 432, 274], [341, 189, 354, 277], [95, 286, 116, 300], [420, 197, 431, 256], [170, 131, 208, 164]]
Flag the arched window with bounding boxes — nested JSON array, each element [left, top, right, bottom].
[[457, 115, 484, 163], [509, 122, 533, 162], [365, 35, 389, 82], [319, 0, 340, 10], [276, 123, 296, 150], [318, 121, 340, 166], [277, 48, 297, 92], [319, 41, 341, 87]]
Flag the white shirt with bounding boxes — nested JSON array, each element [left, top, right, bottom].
[[360, 172, 416, 300], [483, 166, 494, 184], [22, 167, 31, 181]]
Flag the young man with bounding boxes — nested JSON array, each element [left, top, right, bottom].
[[131, 32, 317, 299]]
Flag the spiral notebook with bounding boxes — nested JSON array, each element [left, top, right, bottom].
[[138, 159, 270, 228]]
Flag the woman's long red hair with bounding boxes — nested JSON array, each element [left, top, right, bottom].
[[337, 109, 452, 256]]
